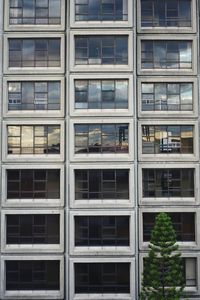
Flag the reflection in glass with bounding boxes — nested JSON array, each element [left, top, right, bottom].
[[75, 79, 128, 109], [75, 36, 128, 65], [141, 0, 191, 27], [8, 81, 60, 110], [75, 124, 128, 153], [141, 82, 193, 111], [9, 0, 61, 24], [7, 125, 60, 154], [142, 125, 193, 154], [75, 0, 128, 21], [141, 40, 192, 69], [9, 39, 60, 68]]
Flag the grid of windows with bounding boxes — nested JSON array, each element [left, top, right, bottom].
[[75, 216, 129, 246], [141, 82, 193, 111], [75, 79, 128, 109], [8, 81, 61, 110], [142, 168, 194, 197], [75, 263, 130, 293], [75, 169, 129, 200], [141, 0, 191, 27], [6, 260, 60, 290], [141, 40, 192, 69], [143, 212, 195, 241], [7, 125, 60, 154], [142, 125, 194, 154], [9, 38, 60, 68], [75, 36, 128, 65], [75, 0, 128, 21], [74, 124, 128, 153], [6, 214, 60, 244], [7, 169, 60, 199], [9, 0, 61, 25]]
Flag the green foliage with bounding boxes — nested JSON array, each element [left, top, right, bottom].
[[140, 212, 185, 300]]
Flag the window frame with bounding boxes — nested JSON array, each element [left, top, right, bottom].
[[70, 31, 133, 72], [137, 35, 197, 76], [139, 208, 199, 250], [69, 257, 135, 300], [70, 118, 134, 162], [4, 0, 65, 31], [137, 0, 197, 33], [2, 120, 65, 163], [4, 33, 65, 74], [70, 74, 133, 117], [2, 164, 64, 208], [138, 77, 198, 118], [139, 253, 199, 293], [1, 255, 64, 299], [70, 0, 133, 28], [1, 209, 64, 253], [3, 76, 65, 118], [139, 163, 199, 206], [70, 210, 134, 256], [70, 164, 134, 209], [138, 120, 198, 161]]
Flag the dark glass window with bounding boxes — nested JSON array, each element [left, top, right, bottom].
[[9, 39, 60, 68], [143, 212, 195, 241], [142, 125, 194, 154], [75, 169, 129, 200], [141, 82, 193, 111], [8, 81, 60, 111], [141, 40, 192, 69], [143, 168, 194, 197], [9, 0, 61, 25], [7, 214, 60, 244], [75, 263, 130, 293], [75, 216, 129, 246], [141, 0, 191, 27], [6, 260, 60, 290], [75, 79, 128, 109], [75, 0, 128, 21], [75, 36, 128, 65], [7, 169, 60, 199], [7, 125, 60, 154], [75, 124, 128, 153]]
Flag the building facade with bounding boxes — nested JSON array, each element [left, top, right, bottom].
[[0, 0, 199, 299]]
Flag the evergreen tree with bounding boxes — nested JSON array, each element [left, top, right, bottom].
[[140, 212, 185, 300]]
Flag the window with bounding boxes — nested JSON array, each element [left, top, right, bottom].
[[141, 82, 193, 111], [141, 40, 192, 69], [75, 216, 129, 246], [141, 0, 191, 27], [6, 260, 60, 290], [143, 212, 195, 241], [143, 257, 196, 287], [8, 81, 60, 111], [143, 168, 194, 197], [7, 169, 60, 199], [75, 263, 130, 293], [75, 124, 128, 153], [75, 79, 128, 109], [75, 0, 128, 21], [182, 258, 196, 287], [9, 0, 61, 25], [75, 169, 129, 200], [75, 36, 128, 65], [142, 125, 194, 154], [9, 38, 60, 67], [6, 214, 59, 244], [7, 125, 60, 154]]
